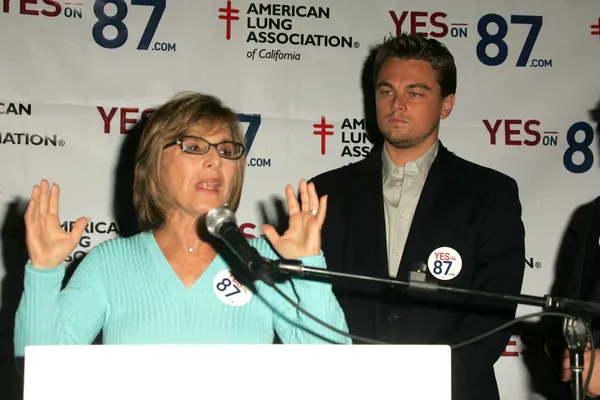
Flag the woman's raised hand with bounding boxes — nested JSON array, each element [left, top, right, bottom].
[[24, 180, 88, 269], [262, 179, 327, 260]]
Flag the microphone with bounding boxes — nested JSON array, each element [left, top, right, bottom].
[[204, 207, 385, 345], [268, 259, 600, 319], [204, 207, 275, 286]]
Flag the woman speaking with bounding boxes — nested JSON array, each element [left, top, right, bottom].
[[14, 92, 350, 352]]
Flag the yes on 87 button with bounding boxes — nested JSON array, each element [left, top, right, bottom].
[[427, 247, 462, 281], [213, 269, 253, 306]]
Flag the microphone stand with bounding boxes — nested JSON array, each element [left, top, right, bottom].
[[563, 318, 590, 400], [264, 260, 598, 400]]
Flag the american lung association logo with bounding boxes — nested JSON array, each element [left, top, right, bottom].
[[312, 116, 373, 158], [0, 101, 66, 147], [217, 0, 361, 62]]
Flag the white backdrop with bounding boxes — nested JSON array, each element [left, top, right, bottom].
[[1, 0, 600, 398]]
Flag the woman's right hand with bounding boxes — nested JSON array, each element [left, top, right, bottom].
[[24, 179, 89, 270]]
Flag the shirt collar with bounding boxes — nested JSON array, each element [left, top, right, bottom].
[[382, 140, 439, 184]]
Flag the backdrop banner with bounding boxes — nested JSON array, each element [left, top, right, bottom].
[[1, 1, 600, 398]]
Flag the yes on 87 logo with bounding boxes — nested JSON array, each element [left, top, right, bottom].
[[427, 247, 462, 281], [476, 14, 552, 68], [563, 121, 598, 174], [238, 114, 260, 155], [238, 114, 272, 168], [93, 0, 176, 52]]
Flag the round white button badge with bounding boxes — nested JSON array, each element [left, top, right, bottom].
[[213, 269, 253, 306], [427, 247, 463, 281]]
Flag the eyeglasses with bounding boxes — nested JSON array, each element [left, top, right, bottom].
[[163, 136, 245, 160]]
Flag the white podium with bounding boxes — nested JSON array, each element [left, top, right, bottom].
[[23, 344, 451, 400]]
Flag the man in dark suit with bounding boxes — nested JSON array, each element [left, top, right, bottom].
[[309, 33, 526, 399], [559, 196, 600, 398]]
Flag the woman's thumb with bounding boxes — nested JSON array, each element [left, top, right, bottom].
[[71, 217, 90, 240]]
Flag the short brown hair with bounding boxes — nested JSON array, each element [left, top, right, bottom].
[[133, 91, 246, 231], [372, 33, 457, 98]]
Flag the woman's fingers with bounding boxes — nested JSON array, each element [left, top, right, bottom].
[[71, 217, 89, 242], [49, 183, 59, 215], [261, 223, 281, 244], [307, 182, 320, 213], [25, 180, 61, 226], [286, 179, 326, 221], [285, 184, 300, 215], [25, 184, 40, 224], [316, 195, 328, 225], [39, 179, 49, 214], [299, 179, 309, 213]]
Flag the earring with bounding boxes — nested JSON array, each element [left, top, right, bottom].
[[224, 202, 229, 208]]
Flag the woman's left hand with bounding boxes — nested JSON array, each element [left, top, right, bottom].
[[262, 179, 327, 260]]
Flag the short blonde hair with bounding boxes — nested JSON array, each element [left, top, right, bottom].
[[133, 92, 246, 231]]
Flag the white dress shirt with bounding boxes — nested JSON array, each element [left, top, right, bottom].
[[382, 140, 439, 277]]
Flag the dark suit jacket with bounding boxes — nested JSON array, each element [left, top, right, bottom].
[[561, 196, 600, 356], [565, 196, 600, 310], [309, 142, 526, 400], [549, 196, 600, 399]]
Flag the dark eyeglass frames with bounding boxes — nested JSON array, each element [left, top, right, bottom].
[[163, 136, 245, 160]]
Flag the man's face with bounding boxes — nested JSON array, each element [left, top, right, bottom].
[[375, 57, 454, 149]]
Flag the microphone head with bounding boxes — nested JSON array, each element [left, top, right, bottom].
[[205, 207, 237, 238]]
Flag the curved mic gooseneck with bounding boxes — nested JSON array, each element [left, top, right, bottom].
[[204, 207, 596, 399]]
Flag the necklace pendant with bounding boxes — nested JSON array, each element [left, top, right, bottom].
[[188, 247, 194, 253]]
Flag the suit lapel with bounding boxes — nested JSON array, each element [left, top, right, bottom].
[[346, 149, 389, 280], [388, 143, 463, 343], [396, 143, 459, 281], [344, 143, 461, 283]]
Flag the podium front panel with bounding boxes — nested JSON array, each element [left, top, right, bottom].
[[23, 344, 451, 399]]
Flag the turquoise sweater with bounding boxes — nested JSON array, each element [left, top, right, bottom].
[[14, 232, 350, 356]]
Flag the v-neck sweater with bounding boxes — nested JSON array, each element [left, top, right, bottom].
[[14, 232, 350, 356]]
